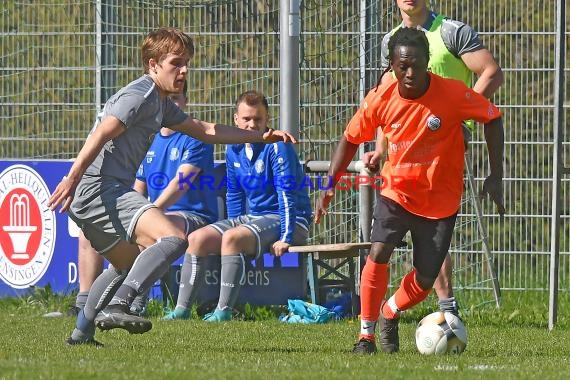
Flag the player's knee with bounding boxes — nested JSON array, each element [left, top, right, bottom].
[[415, 271, 436, 290], [368, 242, 393, 264], [221, 228, 247, 248], [187, 229, 209, 248]]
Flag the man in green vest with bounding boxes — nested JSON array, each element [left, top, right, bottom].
[[362, 0, 503, 353]]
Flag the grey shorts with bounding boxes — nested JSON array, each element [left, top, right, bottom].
[[210, 214, 309, 257], [165, 210, 209, 235], [69, 175, 154, 254]]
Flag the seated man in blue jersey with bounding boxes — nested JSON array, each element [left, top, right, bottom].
[[164, 90, 312, 322]]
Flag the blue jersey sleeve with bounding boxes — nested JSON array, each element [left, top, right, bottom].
[[180, 139, 208, 170], [136, 162, 145, 182], [225, 146, 246, 218], [271, 142, 299, 244]]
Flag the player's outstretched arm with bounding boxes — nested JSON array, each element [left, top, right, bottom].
[[173, 117, 296, 145], [314, 135, 359, 224], [47, 116, 125, 213]]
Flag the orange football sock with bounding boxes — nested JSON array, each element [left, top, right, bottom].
[[382, 269, 431, 319], [360, 257, 388, 323]]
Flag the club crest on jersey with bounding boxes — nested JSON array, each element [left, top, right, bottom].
[[254, 159, 265, 174], [169, 148, 180, 161], [0, 165, 56, 289], [426, 115, 441, 131]]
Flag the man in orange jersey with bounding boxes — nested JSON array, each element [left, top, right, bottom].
[[363, 0, 503, 320], [314, 27, 504, 355]]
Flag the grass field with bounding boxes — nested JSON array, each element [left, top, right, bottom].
[[0, 290, 569, 380]]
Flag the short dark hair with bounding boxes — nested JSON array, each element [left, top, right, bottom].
[[387, 27, 430, 63], [235, 90, 269, 112]]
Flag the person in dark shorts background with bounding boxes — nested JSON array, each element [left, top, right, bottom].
[[315, 27, 505, 355]]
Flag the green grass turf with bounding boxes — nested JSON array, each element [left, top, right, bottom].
[[0, 290, 569, 380]]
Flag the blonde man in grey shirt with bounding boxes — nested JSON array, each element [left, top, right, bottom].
[[48, 27, 295, 346]]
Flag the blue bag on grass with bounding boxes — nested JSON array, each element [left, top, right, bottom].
[[323, 289, 353, 319], [279, 299, 336, 324]]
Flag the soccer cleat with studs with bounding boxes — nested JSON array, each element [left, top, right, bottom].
[[95, 304, 152, 334], [352, 338, 378, 355]]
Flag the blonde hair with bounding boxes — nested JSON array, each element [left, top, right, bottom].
[[141, 27, 194, 73]]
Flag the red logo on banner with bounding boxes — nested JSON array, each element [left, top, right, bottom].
[[0, 165, 56, 289]]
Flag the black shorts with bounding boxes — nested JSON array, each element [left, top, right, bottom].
[[371, 196, 457, 279]]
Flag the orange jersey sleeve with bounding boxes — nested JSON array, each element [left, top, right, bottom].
[[350, 73, 501, 219], [343, 82, 396, 145]]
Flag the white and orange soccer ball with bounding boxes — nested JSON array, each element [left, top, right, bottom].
[[415, 311, 467, 355]]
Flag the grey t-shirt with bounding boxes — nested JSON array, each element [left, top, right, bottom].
[[380, 12, 483, 70], [85, 75, 188, 182]]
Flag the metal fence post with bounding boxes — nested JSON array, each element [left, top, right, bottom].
[[279, 0, 300, 141]]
